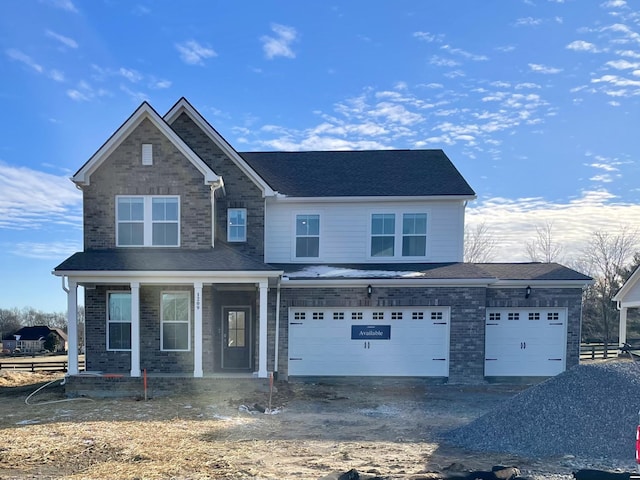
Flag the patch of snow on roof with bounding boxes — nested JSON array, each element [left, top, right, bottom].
[[283, 266, 424, 279]]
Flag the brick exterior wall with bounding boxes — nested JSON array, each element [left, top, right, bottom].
[[168, 113, 265, 258], [277, 285, 584, 383], [82, 118, 212, 249]]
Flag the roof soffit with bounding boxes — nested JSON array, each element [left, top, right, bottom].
[[164, 98, 275, 197], [73, 101, 219, 186]]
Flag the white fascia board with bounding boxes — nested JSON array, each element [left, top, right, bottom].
[[270, 195, 477, 204], [613, 265, 640, 302], [73, 102, 219, 187], [164, 99, 275, 197], [488, 279, 593, 288], [280, 278, 495, 288], [53, 270, 284, 284]]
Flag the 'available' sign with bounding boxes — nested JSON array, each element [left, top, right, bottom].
[[351, 325, 391, 340]]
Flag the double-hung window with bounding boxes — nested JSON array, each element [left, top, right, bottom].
[[228, 208, 247, 242], [371, 213, 396, 257], [295, 214, 320, 258], [161, 292, 190, 351], [117, 196, 179, 246], [402, 213, 427, 256], [370, 212, 428, 258], [107, 292, 132, 350]]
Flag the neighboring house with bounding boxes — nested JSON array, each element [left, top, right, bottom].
[[2, 326, 68, 353], [54, 98, 591, 383], [613, 265, 640, 346]]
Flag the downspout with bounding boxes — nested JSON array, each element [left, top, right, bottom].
[[61, 276, 69, 293], [274, 276, 282, 379], [210, 179, 225, 248]]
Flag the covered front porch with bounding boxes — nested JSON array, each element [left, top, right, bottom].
[[614, 265, 640, 348]]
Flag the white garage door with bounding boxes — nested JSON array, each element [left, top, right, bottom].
[[288, 307, 450, 377], [485, 308, 567, 376]]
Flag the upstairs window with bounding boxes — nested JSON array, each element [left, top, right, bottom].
[[117, 196, 179, 247], [227, 208, 247, 242], [402, 213, 427, 256], [371, 213, 395, 257], [370, 212, 428, 258], [295, 214, 319, 258]]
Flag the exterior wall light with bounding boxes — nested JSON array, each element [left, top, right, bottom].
[[367, 285, 373, 298], [525, 285, 531, 299]]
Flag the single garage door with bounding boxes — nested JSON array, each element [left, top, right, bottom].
[[485, 308, 567, 376], [288, 306, 450, 377]]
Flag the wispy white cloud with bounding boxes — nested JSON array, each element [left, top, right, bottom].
[[66, 80, 109, 102], [175, 40, 217, 65], [119, 67, 143, 83], [514, 17, 543, 27], [49, 69, 65, 82], [0, 162, 82, 231], [261, 24, 298, 59], [10, 241, 81, 260], [441, 45, 488, 61], [42, 0, 78, 13], [45, 30, 78, 49], [413, 31, 443, 43], [529, 63, 563, 74], [6, 49, 43, 73], [566, 40, 600, 52], [430, 56, 460, 67]]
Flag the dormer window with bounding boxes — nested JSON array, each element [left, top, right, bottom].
[[116, 195, 180, 246]]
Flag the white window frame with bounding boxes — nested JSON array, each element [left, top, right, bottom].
[[293, 212, 321, 260], [116, 195, 180, 247], [227, 208, 247, 242], [368, 209, 429, 260], [160, 291, 191, 352], [107, 291, 132, 351]]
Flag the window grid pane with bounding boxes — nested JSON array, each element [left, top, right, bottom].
[[402, 213, 427, 256], [161, 292, 190, 351], [228, 208, 247, 242], [371, 214, 395, 257], [108, 292, 131, 350], [295, 214, 320, 257]]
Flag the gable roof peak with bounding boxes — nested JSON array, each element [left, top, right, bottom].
[[72, 100, 219, 187]]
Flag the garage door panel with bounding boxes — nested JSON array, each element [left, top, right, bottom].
[[485, 308, 567, 377], [288, 307, 449, 377]]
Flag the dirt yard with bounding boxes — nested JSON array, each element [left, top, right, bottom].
[[0, 371, 610, 479]]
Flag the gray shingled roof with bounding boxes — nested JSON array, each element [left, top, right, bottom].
[[275, 262, 592, 282], [54, 244, 279, 273], [240, 150, 476, 197]]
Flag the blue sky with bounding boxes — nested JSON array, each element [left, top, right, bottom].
[[1, 0, 639, 313]]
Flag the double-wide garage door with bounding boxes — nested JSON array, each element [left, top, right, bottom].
[[288, 307, 450, 377], [485, 308, 567, 376]]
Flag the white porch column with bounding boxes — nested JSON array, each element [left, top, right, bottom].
[[66, 279, 79, 375], [258, 281, 268, 378], [619, 306, 628, 348], [130, 282, 141, 377], [194, 282, 203, 378]]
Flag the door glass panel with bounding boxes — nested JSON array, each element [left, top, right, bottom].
[[227, 311, 246, 348]]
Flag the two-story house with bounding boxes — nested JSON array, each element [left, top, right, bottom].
[[54, 98, 591, 389]]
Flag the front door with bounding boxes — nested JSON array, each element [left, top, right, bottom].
[[222, 307, 252, 370]]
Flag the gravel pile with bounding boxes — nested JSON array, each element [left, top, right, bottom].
[[445, 360, 640, 461]]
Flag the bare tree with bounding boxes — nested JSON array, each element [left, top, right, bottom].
[[526, 221, 563, 263], [580, 228, 639, 354], [464, 221, 497, 263]]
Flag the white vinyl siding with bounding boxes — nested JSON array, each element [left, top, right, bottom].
[[116, 195, 180, 247], [265, 200, 464, 263]]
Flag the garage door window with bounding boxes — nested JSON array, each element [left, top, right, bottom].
[[431, 311, 443, 321], [508, 312, 519, 320], [548, 312, 559, 321], [373, 312, 384, 320], [391, 312, 403, 320], [333, 312, 344, 320], [529, 312, 540, 321], [312, 312, 324, 320], [489, 312, 501, 321], [352, 312, 363, 320]]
